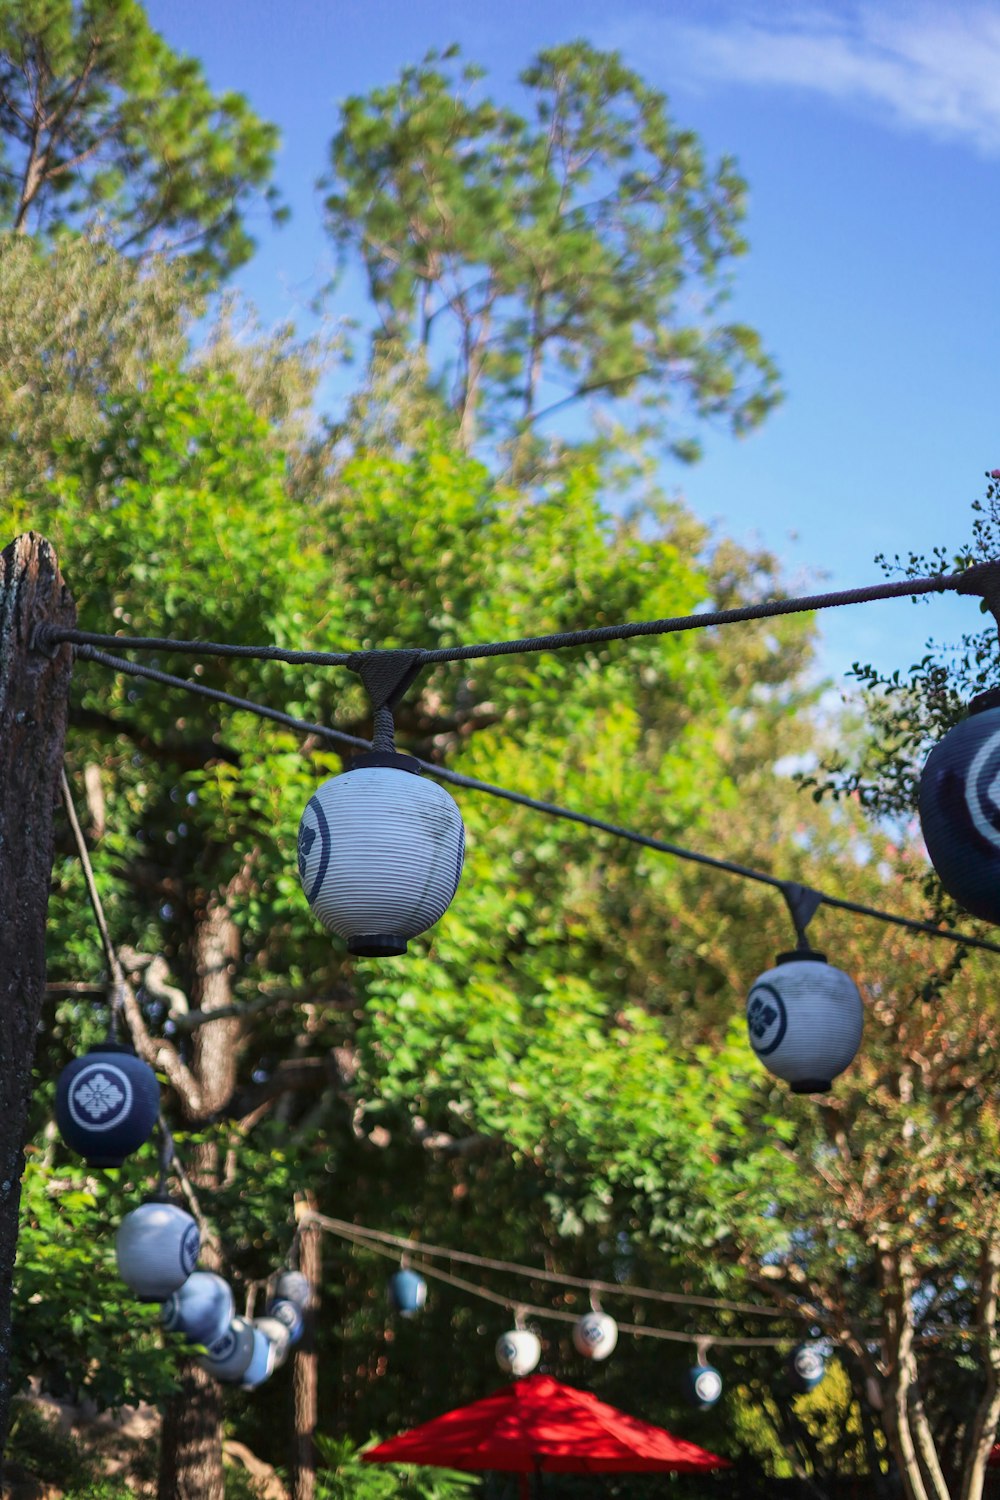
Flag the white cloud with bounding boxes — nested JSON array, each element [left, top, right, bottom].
[[661, 4, 1000, 154]]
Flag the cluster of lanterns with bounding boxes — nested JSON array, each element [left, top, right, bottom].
[[116, 1197, 310, 1388]]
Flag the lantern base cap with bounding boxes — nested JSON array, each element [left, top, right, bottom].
[[776, 951, 827, 966], [348, 751, 421, 775], [348, 933, 409, 957], [789, 1079, 832, 1095]]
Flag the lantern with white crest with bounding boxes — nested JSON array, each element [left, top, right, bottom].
[[788, 1342, 827, 1394], [297, 654, 465, 957], [116, 1200, 199, 1302], [572, 1296, 618, 1362], [496, 1311, 541, 1376], [199, 1316, 256, 1383], [55, 989, 160, 1168], [746, 885, 863, 1094]]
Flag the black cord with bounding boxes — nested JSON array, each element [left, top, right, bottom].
[[41, 566, 966, 670], [75, 644, 1000, 959]]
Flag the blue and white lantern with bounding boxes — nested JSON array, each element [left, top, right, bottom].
[[254, 1314, 292, 1370], [572, 1311, 618, 1362], [267, 1297, 304, 1346], [496, 1329, 541, 1376], [388, 1269, 427, 1318], [685, 1363, 723, 1410], [746, 953, 863, 1094], [56, 1042, 160, 1167], [115, 1201, 200, 1302], [199, 1316, 256, 1383], [241, 1326, 277, 1390], [919, 695, 1000, 923], [161, 1271, 234, 1349], [297, 753, 465, 957], [788, 1343, 827, 1393], [275, 1270, 311, 1310]]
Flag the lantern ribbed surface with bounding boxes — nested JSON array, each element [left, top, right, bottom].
[[55, 1043, 160, 1167], [496, 1329, 541, 1376], [746, 953, 863, 1094], [199, 1316, 256, 1383], [116, 1201, 200, 1302], [161, 1271, 234, 1349], [572, 1312, 618, 1361], [919, 700, 1000, 924], [297, 762, 465, 956]]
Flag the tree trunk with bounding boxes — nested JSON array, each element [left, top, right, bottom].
[[291, 1206, 321, 1500], [0, 533, 74, 1463], [158, 1360, 226, 1500], [959, 1243, 1000, 1500]]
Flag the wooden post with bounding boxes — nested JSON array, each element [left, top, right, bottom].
[[0, 534, 74, 1458], [292, 1196, 321, 1500]]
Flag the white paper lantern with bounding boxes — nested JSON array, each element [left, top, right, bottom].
[[254, 1314, 292, 1370], [746, 952, 863, 1094], [241, 1326, 277, 1390], [275, 1270, 311, 1310], [267, 1297, 304, 1345], [116, 1201, 200, 1302], [297, 754, 465, 956], [496, 1329, 541, 1376], [161, 1271, 234, 1349], [199, 1316, 256, 1383], [572, 1311, 618, 1362]]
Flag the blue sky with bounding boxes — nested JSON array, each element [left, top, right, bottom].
[[145, 0, 1000, 685]]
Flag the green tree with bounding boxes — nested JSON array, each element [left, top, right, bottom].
[[0, 0, 282, 284], [323, 42, 780, 461]]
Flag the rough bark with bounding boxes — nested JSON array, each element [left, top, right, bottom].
[[0, 533, 75, 1462], [291, 1204, 321, 1500], [959, 1242, 1000, 1500], [157, 1360, 226, 1500]]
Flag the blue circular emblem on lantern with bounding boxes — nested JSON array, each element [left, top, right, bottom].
[[56, 1043, 160, 1167], [788, 1343, 826, 1393], [267, 1297, 304, 1345], [684, 1363, 723, 1410], [388, 1269, 427, 1318], [919, 695, 1000, 924]]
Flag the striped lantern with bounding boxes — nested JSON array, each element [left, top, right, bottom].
[[496, 1329, 541, 1377], [241, 1326, 277, 1390], [199, 1316, 256, 1383], [161, 1271, 234, 1349], [55, 1042, 160, 1167], [919, 694, 1000, 923], [297, 753, 465, 957], [267, 1297, 304, 1346], [746, 952, 863, 1094], [572, 1311, 618, 1362], [388, 1269, 427, 1318], [115, 1201, 200, 1302], [254, 1314, 291, 1370], [684, 1363, 723, 1410], [275, 1270, 311, 1310], [788, 1343, 827, 1393]]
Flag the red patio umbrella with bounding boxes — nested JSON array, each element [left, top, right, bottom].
[[364, 1372, 729, 1497]]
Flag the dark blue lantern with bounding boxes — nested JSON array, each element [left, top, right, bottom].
[[919, 692, 1000, 924], [788, 1343, 827, 1393], [388, 1269, 427, 1318], [684, 1363, 723, 1410], [56, 1042, 160, 1168]]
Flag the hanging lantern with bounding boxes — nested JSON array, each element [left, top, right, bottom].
[[388, 1268, 427, 1318], [746, 952, 863, 1094], [254, 1314, 292, 1370], [161, 1271, 234, 1349], [297, 753, 465, 957], [55, 1041, 160, 1168], [275, 1270, 311, 1310], [496, 1328, 541, 1377], [684, 1362, 723, 1410], [267, 1297, 304, 1346], [788, 1343, 827, 1393], [241, 1326, 277, 1390], [572, 1311, 618, 1362], [115, 1200, 200, 1302], [199, 1316, 256, 1383], [919, 692, 1000, 923]]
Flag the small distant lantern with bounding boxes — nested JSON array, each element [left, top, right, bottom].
[[56, 1041, 160, 1167], [788, 1343, 827, 1393], [241, 1326, 277, 1390], [267, 1297, 304, 1346], [388, 1268, 427, 1318], [496, 1328, 541, 1377], [746, 952, 863, 1094], [161, 1271, 234, 1349], [116, 1201, 200, 1302], [254, 1314, 293, 1370], [572, 1311, 618, 1362], [199, 1316, 256, 1383], [297, 754, 465, 957], [275, 1270, 311, 1310], [684, 1362, 723, 1410], [919, 691, 1000, 923]]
